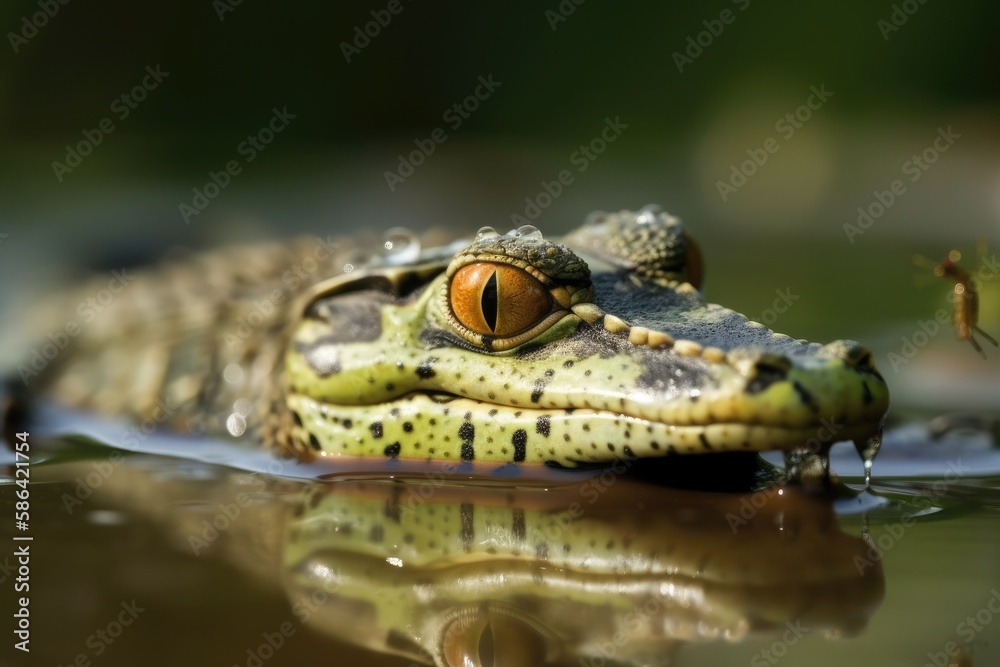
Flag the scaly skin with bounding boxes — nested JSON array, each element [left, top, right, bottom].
[[26, 206, 889, 467]]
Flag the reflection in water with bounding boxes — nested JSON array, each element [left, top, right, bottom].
[[285, 478, 884, 666], [57, 455, 884, 667]]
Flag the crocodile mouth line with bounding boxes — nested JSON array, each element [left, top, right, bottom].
[[286, 390, 884, 465]]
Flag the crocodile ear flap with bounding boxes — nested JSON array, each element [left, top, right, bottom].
[[294, 263, 449, 320], [294, 273, 395, 321]]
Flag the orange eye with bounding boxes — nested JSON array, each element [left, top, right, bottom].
[[450, 263, 552, 337], [442, 611, 547, 667]]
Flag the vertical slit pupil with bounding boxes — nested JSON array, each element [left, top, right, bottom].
[[478, 621, 495, 666], [481, 270, 498, 332]]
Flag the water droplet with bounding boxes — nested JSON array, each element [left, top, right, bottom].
[[343, 263, 355, 273], [636, 204, 663, 225], [233, 398, 254, 417], [854, 432, 882, 488], [88, 509, 127, 526], [382, 227, 421, 265], [223, 363, 244, 384], [227, 412, 247, 437], [476, 226, 499, 240], [514, 224, 543, 239]]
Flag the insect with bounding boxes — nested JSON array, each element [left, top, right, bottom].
[[915, 244, 998, 358]]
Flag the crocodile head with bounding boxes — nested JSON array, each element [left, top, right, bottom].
[[281, 206, 889, 467]]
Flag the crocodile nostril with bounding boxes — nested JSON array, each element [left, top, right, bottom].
[[821, 340, 877, 369], [851, 350, 877, 374], [745, 355, 791, 394], [834, 343, 881, 376]]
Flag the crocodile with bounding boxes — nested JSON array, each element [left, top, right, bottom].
[[21, 205, 889, 469]]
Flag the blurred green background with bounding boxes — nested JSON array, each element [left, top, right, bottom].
[[1, 0, 998, 366]]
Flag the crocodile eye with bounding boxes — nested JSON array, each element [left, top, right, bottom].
[[442, 611, 547, 667], [450, 263, 552, 337]]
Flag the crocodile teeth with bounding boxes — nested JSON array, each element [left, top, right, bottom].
[[647, 330, 674, 348], [673, 340, 704, 356], [628, 326, 650, 345], [603, 314, 629, 334]]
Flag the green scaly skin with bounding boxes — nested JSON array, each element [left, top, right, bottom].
[[281, 207, 888, 466], [27, 206, 889, 468]]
